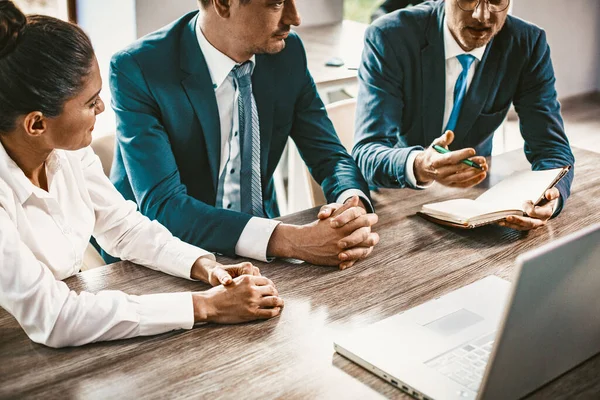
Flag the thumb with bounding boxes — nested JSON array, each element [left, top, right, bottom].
[[212, 267, 234, 286], [433, 130, 454, 148]]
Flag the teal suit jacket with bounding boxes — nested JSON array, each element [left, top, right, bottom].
[[109, 12, 371, 257], [354, 1, 574, 213]]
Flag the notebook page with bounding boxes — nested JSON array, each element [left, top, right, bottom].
[[476, 168, 564, 211]]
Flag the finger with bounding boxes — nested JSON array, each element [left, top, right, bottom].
[[432, 130, 455, 147], [259, 296, 284, 308], [331, 196, 360, 219], [354, 232, 380, 248], [244, 276, 274, 287], [252, 266, 261, 276], [255, 307, 282, 319], [212, 267, 234, 286], [433, 161, 471, 178], [257, 284, 278, 297], [317, 203, 341, 220], [501, 215, 546, 231], [339, 246, 373, 262], [338, 226, 371, 249], [237, 262, 255, 276], [342, 213, 379, 234], [441, 171, 487, 187], [529, 200, 557, 221], [330, 206, 366, 228], [449, 172, 487, 188], [545, 187, 560, 201], [339, 260, 356, 270], [469, 156, 489, 171], [432, 148, 477, 169]]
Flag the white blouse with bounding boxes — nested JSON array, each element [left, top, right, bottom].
[[0, 142, 213, 348]]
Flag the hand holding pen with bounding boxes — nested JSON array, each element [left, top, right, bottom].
[[413, 130, 488, 188]]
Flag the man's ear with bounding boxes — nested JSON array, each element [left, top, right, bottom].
[[213, 0, 232, 18], [23, 112, 47, 138]]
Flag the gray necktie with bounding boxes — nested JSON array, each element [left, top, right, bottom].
[[232, 61, 264, 217]]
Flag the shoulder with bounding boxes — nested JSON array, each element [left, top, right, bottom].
[[498, 15, 548, 55], [111, 11, 197, 69], [366, 1, 439, 50]]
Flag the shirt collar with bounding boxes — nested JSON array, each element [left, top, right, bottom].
[[443, 18, 487, 62], [0, 140, 64, 204], [195, 20, 256, 90]]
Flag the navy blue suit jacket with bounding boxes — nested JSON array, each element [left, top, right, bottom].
[[109, 12, 370, 257], [354, 1, 574, 212]]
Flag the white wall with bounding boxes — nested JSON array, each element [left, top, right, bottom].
[[135, 0, 197, 38], [512, 0, 600, 98], [77, 0, 137, 136], [296, 0, 343, 27]]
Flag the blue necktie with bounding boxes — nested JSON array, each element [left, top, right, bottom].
[[445, 54, 476, 133], [232, 61, 264, 217]]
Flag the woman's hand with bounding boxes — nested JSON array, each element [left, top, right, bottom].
[[192, 275, 284, 324], [191, 257, 260, 286]]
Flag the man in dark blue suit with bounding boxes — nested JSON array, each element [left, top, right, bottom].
[[354, 0, 575, 231], [109, 0, 379, 269]]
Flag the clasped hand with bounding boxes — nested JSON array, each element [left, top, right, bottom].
[[301, 195, 379, 270]]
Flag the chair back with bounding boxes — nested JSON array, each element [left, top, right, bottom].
[[90, 133, 116, 177]]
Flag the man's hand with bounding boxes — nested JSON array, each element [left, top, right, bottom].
[[317, 196, 379, 269], [268, 196, 379, 269], [192, 275, 283, 324], [414, 130, 488, 188], [191, 257, 261, 286], [498, 188, 560, 231]]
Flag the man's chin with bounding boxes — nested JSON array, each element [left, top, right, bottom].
[[256, 39, 287, 55]]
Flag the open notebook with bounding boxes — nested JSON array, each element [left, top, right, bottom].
[[418, 167, 570, 229]]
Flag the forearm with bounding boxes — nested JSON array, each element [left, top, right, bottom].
[[266, 223, 300, 259], [353, 142, 422, 188]]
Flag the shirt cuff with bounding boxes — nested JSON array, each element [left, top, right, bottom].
[[155, 238, 215, 281], [235, 217, 281, 262], [336, 189, 374, 213], [405, 150, 434, 189], [133, 292, 194, 336]]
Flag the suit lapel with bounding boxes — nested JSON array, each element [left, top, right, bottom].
[[251, 54, 274, 177], [421, 4, 446, 145], [180, 14, 220, 192], [453, 37, 503, 143]]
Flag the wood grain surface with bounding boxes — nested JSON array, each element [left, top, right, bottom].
[[1, 148, 599, 400]]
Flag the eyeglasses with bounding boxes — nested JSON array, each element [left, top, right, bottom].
[[456, 0, 510, 13]]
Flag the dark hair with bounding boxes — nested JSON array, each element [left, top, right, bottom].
[[198, 0, 251, 9], [0, 0, 95, 133]]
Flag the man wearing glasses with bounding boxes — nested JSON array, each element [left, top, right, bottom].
[[354, 0, 574, 231]]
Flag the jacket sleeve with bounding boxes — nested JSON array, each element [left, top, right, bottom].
[[353, 25, 424, 189], [109, 50, 251, 256], [288, 34, 373, 208], [513, 29, 575, 215]]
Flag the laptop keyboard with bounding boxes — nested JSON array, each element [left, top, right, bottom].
[[425, 332, 496, 392]]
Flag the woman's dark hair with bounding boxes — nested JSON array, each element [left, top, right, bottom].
[[0, 0, 95, 133]]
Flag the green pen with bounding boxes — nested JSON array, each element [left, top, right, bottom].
[[432, 144, 483, 170]]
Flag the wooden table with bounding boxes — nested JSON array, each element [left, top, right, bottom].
[[1, 148, 599, 399], [295, 20, 367, 94]]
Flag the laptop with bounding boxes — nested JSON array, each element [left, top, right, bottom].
[[334, 223, 600, 400]]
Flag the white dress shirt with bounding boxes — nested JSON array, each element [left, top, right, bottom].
[[405, 18, 487, 188], [0, 142, 213, 348], [196, 24, 371, 262]]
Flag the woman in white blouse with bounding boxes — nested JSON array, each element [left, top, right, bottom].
[[0, 1, 283, 348]]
